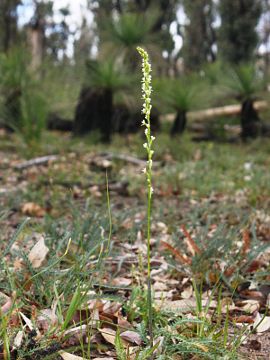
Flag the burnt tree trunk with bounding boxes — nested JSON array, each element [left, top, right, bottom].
[[241, 99, 261, 139], [170, 110, 187, 136], [47, 113, 73, 131], [74, 87, 100, 135], [113, 104, 160, 134], [99, 88, 113, 143], [73, 87, 113, 142]]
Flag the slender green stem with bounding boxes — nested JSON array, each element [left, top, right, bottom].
[[147, 178, 153, 346], [137, 46, 154, 347]]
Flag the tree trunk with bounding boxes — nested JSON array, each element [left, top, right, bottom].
[[73, 87, 113, 142], [170, 110, 187, 136], [99, 88, 113, 143], [113, 104, 160, 134], [74, 87, 102, 135], [241, 99, 261, 139], [28, 25, 44, 72]]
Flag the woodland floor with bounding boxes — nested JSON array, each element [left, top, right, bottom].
[[0, 129, 270, 359]]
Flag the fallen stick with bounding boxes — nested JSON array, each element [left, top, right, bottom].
[[161, 100, 268, 123], [40, 179, 129, 193], [99, 152, 160, 167], [14, 155, 58, 170], [188, 100, 267, 121]]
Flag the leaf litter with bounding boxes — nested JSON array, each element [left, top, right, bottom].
[[0, 139, 270, 358]]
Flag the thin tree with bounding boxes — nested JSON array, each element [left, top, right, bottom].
[[0, 0, 21, 52], [181, 0, 216, 71], [218, 0, 262, 64]]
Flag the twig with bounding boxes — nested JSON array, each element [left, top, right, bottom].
[[14, 155, 58, 170], [99, 152, 160, 167], [40, 179, 129, 194]]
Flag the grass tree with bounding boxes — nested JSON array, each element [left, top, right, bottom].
[[74, 58, 132, 142], [157, 77, 200, 136], [223, 64, 265, 139], [0, 48, 26, 128], [0, 48, 47, 146], [102, 12, 161, 70]]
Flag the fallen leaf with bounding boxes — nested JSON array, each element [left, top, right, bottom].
[[245, 260, 265, 273], [120, 330, 142, 346], [118, 317, 132, 331], [59, 352, 86, 360], [102, 302, 122, 315], [28, 236, 49, 268], [181, 286, 193, 299], [160, 241, 191, 265], [181, 225, 201, 256], [253, 313, 270, 333], [235, 299, 260, 313], [112, 277, 132, 287], [64, 325, 87, 337], [153, 282, 167, 291], [0, 296, 12, 314], [19, 312, 35, 331], [233, 315, 254, 324], [12, 330, 24, 349], [239, 290, 265, 303], [99, 328, 116, 345], [36, 308, 58, 331], [21, 202, 46, 217], [242, 229, 251, 255]]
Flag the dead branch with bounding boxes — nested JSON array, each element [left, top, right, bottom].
[[99, 152, 160, 167], [161, 100, 268, 123], [14, 155, 58, 170], [189, 101, 268, 121]]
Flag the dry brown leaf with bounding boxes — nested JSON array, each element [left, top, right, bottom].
[[21, 202, 46, 217], [28, 236, 49, 268], [181, 286, 193, 299], [99, 328, 116, 345], [235, 299, 260, 314], [245, 260, 265, 273], [224, 266, 236, 277], [181, 225, 201, 256], [0, 296, 12, 314], [239, 290, 265, 303], [64, 324, 87, 337], [120, 330, 142, 346], [118, 317, 133, 331], [36, 308, 58, 331], [242, 229, 251, 255], [233, 315, 254, 324], [153, 282, 167, 291], [160, 241, 191, 265], [102, 302, 122, 315], [111, 277, 132, 287], [59, 352, 87, 360]]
